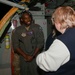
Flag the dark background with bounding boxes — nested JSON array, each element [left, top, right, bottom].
[[0, 3, 12, 20], [0, 0, 74, 20]]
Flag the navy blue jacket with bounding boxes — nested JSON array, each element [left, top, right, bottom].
[[45, 28, 75, 75]]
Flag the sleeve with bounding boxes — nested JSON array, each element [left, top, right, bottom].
[[36, 39, 70, 72], [36, 25, 44, 49], [12, 29, 20, 52]]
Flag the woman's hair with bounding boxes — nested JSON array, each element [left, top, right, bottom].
[[51, 6, 75, 29]]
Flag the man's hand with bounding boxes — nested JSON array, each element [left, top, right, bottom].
[[24, 54, 33, 62]]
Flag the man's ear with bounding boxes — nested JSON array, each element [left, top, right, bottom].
[[20, 18, 23, 22]]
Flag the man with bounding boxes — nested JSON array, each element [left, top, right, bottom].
[[12, 11, 44, 75]]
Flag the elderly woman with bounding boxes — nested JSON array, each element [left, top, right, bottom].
[[36, 6, 75, 75]]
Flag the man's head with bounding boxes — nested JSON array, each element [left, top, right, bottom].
[[20, 11, 33, 27]]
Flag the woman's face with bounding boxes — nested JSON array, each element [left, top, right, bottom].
[[54, 22, 66, 34]]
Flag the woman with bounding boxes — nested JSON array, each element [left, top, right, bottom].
[[36, 6, 75, 75]]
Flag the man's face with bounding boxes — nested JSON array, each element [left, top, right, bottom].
[[21, 13, 32, 27]]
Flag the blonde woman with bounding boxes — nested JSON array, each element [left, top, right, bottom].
[[36, 6, 75, 75]]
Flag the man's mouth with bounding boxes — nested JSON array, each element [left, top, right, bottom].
[[27, 21, 31, 24]]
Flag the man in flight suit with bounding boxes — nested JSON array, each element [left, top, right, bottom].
[[12, 11, 44, 75]]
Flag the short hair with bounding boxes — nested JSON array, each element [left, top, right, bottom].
[[19, 10, 33, 25], [20, 10, 33, 20], [51, 6, 75, 29]]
